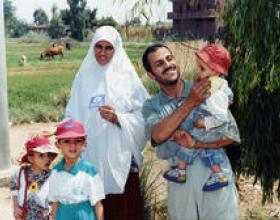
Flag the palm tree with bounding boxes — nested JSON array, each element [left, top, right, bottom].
[[114, 0, 161, 24]]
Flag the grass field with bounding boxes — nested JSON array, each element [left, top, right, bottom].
[[6, 39, 202, 124], [7, 40, 147, 124]]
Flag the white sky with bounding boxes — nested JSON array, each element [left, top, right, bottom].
[[10, 0, 172, 24]]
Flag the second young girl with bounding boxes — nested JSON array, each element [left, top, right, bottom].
[[10, 136, 58, 220]]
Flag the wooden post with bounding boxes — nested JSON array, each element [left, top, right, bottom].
[[0, 0, 11, 171]]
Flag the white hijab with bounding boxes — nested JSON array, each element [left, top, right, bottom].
[[65, 26, 150, 194]]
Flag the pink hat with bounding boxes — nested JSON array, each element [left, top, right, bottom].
[[20, 136, 58, 164], [55, 119, 86, 139], [195, 44, 232, 76]]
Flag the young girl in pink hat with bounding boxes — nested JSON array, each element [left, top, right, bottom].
[[164, 44, 235, 191], [10, 136, 59, 220], [48, 119, 104, 220]]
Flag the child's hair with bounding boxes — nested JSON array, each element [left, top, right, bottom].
[[195, 44, 232, 76], [20, 136, 58, 164], [55, 119, 87, 140]]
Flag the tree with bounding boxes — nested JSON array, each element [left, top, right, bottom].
[[51, 4, 58, 18], [4, 0, 15, 21], [33, 8, 49, 25], [6, 17, 28, 37], [60, 9, 71, 25], [48, 15, 65, 39], [66, 0, 87, 41], [127, 17, 141, 26], [61, 1, 98, 40], [4, 0, 28, 37], [84, 8, 97, 28], [96, 17, 118, 27], [224, 0, 280, 202], [114, 0, 161, 25]]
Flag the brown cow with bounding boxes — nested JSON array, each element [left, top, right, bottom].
[[40, 45, 64, 59]]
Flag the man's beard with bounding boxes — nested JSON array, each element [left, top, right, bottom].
[[153, 66, 180, 86], [155, 75, 179, 85]]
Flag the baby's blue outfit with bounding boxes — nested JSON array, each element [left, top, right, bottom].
[[169, 78, 233, 168]]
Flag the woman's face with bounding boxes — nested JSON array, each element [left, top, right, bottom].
[[94, 40, 114, 65]]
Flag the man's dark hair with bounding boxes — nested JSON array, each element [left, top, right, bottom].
[[142, 44, 173, 72]]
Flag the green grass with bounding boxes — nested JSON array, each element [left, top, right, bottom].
[[6, 40, 147, 124]]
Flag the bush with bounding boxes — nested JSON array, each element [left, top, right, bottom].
[[119, 26, 154, 42], [48, 16, 65, 39], [142, 75, 160, 97], [140, 159, 168, 220], [50, 87, 71, 108], [96, 16, 118, 28], [19, 31, 51, 43], [10, 104, 64, 125], [5, 17, 29, 38]]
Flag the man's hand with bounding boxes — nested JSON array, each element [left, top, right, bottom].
[[99, 105, 119, 124], [194, 118, 205, 128], [171, 130, 195, 148], [185, 78, 211, 108]]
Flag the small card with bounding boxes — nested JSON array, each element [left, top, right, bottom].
[[89, 94, 106, 108]]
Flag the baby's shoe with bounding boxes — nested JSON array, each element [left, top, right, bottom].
[[163, 167, 186, 183], [203, 172, 228, 191]]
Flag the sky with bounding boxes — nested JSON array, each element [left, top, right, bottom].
[[10, 0, 172, 24]]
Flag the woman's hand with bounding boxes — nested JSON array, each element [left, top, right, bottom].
[[99, 105, 119, 125]]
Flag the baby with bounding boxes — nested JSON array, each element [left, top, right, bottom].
[[164, 44, 234, 191]]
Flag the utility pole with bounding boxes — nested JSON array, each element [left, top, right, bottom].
[[0, 0, 11, 172]]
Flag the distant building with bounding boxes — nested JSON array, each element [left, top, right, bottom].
[[29, 25, 48, 34], [28, 25, 71, 37], [167, 0, 225, 40]]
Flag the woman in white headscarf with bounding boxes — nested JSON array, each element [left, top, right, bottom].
[[65, 26, 149, 219]]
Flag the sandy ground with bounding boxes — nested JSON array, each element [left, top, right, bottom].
[[1, 123, 280, 220]]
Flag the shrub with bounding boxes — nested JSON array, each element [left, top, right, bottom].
[[9, 104, 64, 125], [19, 31, 51, 43], [140, 159, 168, 220], [50, 87, 71, 108], [142, 74, 160, 97]]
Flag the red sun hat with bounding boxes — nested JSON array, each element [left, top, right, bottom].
[[195, 44, 232, 76], [20, 136, 58, 164], [55, 119, 86, 139]]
